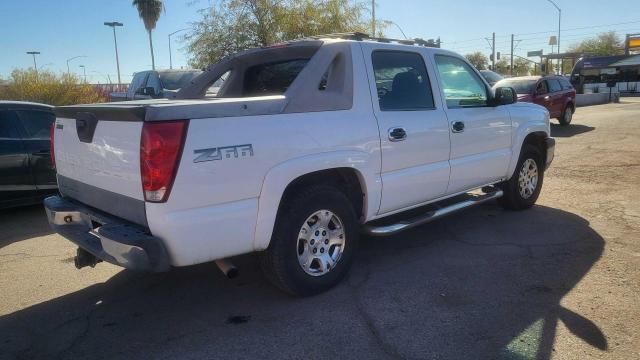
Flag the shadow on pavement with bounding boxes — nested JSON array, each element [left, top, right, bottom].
[[0, 205, 606, 360], [0, 204, 52, 249], [551, 123, 595, 138]]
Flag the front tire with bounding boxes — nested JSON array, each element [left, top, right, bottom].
[[559, 105, 573, 126], [499, 144, 544, 210], [259, 185, 359, 296]]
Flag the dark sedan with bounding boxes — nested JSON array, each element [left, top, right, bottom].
[[0, 101, 57, 209], [494, 75, 577, 125]]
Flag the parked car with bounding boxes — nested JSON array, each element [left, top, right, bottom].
[[0, 101, 57, 209], [45, 35, 554, 296], [479, 69, 504, 86], [494, 75, 576, 125], [110, 69, 202, 101]]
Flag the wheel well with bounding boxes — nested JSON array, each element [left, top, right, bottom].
[[567, 101, 575, 111], [278, 168, 365, 222], [523, 132, 548, 164]]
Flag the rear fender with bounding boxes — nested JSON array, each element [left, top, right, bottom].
[[253, 150, 381, 251]]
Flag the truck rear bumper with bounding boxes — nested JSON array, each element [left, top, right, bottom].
[[44, 196, 170, 272]]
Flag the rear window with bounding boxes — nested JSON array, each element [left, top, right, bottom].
[[243, 59, 309, 96], [494, 79, 536, 94], [159, 71, 202, 91], [0, 111, 22, 139], [17, 110, 54, 139]]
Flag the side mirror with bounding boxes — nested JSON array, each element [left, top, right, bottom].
[[492, 86, 517, 106], [139, 87, 157, 97]]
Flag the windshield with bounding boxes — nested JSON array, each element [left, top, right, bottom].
[[159, 71, 203, 90], [494, 79, 536, 94]]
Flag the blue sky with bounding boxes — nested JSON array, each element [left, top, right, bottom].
[[1, 0, 639, 83]]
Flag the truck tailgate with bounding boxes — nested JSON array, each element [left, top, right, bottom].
[[53, 107, 146, 225]]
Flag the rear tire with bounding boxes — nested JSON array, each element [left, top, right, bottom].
[[259, 185, 359, 296], [559, 105, 573, 126], [498, 144, 544, 210]]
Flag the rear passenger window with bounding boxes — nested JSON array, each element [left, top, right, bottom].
[[372, 51, 434, 111], [17, 111, 55, 139], [0, 111, 22, 139], [559, 78, 573, 90], [548, 79, 563, 93], [243, 59, 309, 96]]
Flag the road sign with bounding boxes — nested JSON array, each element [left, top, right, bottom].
[[527, 50, 543, 57], [549, 36, 557, 46]]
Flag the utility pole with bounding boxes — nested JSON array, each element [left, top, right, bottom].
[[510, 34, 514, 76], [371, 0, 376, 36], [492, 32, 496, 70], [26, 51, 40, 72], [104, 22, 123, 84]]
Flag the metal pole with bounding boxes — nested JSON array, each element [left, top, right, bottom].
[[168, 29, 189, 70], [510, 34, 514, 76], [492, 32, 496, 71], [105, 22, 123, 85], [113, 27, 121, 84], [372, 0, 375, 36], [27, 51, 40, 71], [66, 56, 87, 75], [169, 35, 173, 69]]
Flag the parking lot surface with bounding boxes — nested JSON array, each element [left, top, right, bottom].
[[1, 100, 639, 360]]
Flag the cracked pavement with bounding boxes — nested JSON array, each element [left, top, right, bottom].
[[1, 99, 639, 360]]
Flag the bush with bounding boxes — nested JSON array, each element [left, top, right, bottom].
[[0, 69, 106, 106]]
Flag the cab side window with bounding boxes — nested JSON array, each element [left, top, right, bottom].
[[434, 55, 488, 108], [372, 51, 434, 111], [548, 79, 563, 93], [17, 111, 55, 139]]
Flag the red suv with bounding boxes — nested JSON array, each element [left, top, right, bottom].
[[494, 75, 576, 126]]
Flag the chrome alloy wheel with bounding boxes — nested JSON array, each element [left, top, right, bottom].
[[296, 210, 346, 277], [518, 158, 539, 199]]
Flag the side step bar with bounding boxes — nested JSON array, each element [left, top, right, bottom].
[[363, 189, 503, 236]]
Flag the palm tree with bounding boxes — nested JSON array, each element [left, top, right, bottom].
[[132, 0, 164, 70]]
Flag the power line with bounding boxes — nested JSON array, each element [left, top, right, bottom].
[[515, 19, 640, 36]]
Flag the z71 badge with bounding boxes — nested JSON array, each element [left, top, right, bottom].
[[193, 144, 254, 163]]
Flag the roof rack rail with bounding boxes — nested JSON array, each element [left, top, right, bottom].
[[308, 32, 441, 48]]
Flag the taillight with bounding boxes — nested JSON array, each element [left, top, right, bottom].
[[140, 120, 188, 202], [50, 121, 56, 169]]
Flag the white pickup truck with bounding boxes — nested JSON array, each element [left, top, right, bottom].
[[45, 34, 554, 296]]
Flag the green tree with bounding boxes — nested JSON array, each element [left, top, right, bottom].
[[186, 0, 373, 68], [513, 57, 532, 76], [465, 52, 489, 70], [495, 58, 510, 75], [0, 69, 106, 106], [132, 0, 164, 70], [567, 31, 624, 56]]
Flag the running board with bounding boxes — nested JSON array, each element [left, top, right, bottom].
[[363, 189, 503, 236]]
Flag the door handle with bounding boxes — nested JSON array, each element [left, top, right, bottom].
[[451, 121, 465, 133], [32, 150, 50, 156], [388, 127, 407, 142]]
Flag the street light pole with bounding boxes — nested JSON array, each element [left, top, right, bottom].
[[79, 65, 87, 83], [66, 56, 87, 74], [546, 0, 561, 74], [168, 28, 188, 69], [104, 21, 123, 84], [26, 51, 40, 71]]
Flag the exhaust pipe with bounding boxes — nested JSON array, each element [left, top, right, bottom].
[[215, 259, 238, 279], [74, 248, 102, 269]]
